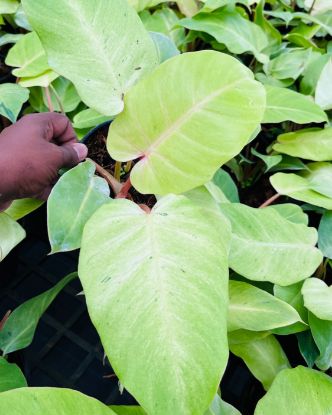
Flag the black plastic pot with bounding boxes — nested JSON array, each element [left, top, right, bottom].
[[0, 122, 264, 413]]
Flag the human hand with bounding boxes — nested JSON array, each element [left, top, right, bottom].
[[0, 113, 87, 210]]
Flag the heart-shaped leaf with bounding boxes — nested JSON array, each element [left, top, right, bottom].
[[0, 388, 116, 414], [79, 195, 231, 415], [47, 160, 110, 253], [22, 0, 158, 116], [0, 213, 26, 262], [108, 51, 265, 194], [302, 278, 332, 320], [228, 280, 303, 331], [0, 83, 29, 123], [220, 203, 322, 285], [254, 366, 332, 414], [273, 128, 332, 161]]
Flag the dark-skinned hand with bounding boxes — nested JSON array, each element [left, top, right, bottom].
[[0, 113, 88, 211]]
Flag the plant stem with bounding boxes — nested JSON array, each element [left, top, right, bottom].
[[116, 177, 132, 199], [259, 193, 281, 208], [88, 158, 122, 195], [114, 161, 122, 181], [308, 0, 317, 14], [124, 160, 133, 173], [50, 84, 65, 114], [139, 204, 151, 213], [44, 86, 54, 112]]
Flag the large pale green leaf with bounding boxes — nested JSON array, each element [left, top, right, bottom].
[[308, 312, 332, 370], [302, 278, 332, 321], [108, 51, 265, 195], [266, 48, 312, 80], [129, 0, 168, 12], [47, 160, 110, 253], [0, 0, 19, 14], [0, 273, 76, 355], [179, 11, 269, 63], [273, 128, 332, 161], [0, 358, 27, 393], [205, 394, 241, 415], [0, 388, 116, 414], [0, 213, 25, 262], [5, 198, 43, 221], [73, 108, 111, 130], [269, 204, 308, 225], [315, 57, 332, 110], [271, 162, 332, 209], [318, 211, 332, 259], [110, 407, 146, 415], [274, 281, 307, 321], [0, 83, 29, 122], [228, 280, 303, 331], [263, 85, 327, 123], [79, 195, 231, 415], [230, 333, 290, 390], [22, 0, 158, 116], [5, 32, 50, 78], [254, 366, 332, 414], [220, 203, 322, 285]]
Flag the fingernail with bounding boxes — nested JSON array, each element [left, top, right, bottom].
[[73, 143, 88, 161]]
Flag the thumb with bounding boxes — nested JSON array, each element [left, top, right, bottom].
[[60, 143, 88, 168]]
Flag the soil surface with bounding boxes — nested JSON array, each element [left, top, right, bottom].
[[85, 124, 157, 208]]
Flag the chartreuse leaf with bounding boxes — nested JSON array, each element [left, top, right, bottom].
[[19, 70, 59, 88], [79, 195, 231, 415], [229, 332, 290, 390], [269, 204, 308, 225], [219, 203, 322, 285], [273, 128, 332, 161], [128, 0, 168, 12], [108, 51, 265, 195], [179, 11, 269, 63], [228, 280, 303, 332], [48, 160, 110, 254], [0, 213, 25, 262], [110, 407, 146, 415], [0, 273, 77, 355], [0, 83, 29, 122], [271, 162, 332, 209], [308, 312, 332, 370], [0, 358, 27, 392], [5, 32, 51, 78], [0, 388, 116, 414], [254, 366, 332, 415], [302, 278, 332, 320], [315, 58, 332, 110], [205, 394, 241, 415], [318, 211, 332, 259], [22, 0, 158, 116], [73, 108, 110, 130], [263, 85, 327, 123], [0, 0, 19, 14], [5, 198, 43, 221]]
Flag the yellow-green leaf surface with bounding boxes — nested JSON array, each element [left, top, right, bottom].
[[0, 213, 25, 262], [18, 70, 59, 88], [0, 0, 19, 14], [220, 203, 322, 285], [0, 388, 116, 414], [22, 0, 158, 116], [230, 333, 290, 390], [108, 51, 265, 195], [0, 83, 29, 122], [228, 281, 303, 331], [79, 195, 231, 415], [254, 366, 332, 415], [315, 58, 332, 110], [263, 85, 327, 123], [47, 161, 110, 253], [5, 199, 43, 221], [0, 358, 27, 393], [5, 32, 50, 78], [270, 162, 332, 209], [302, 278, 332, 321], [273, 128, 332, 161], [0, 273, 76, 355], [179, 11, 269, 63]]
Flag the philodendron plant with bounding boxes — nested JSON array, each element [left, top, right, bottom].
[[2, 0, 332, 414]]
